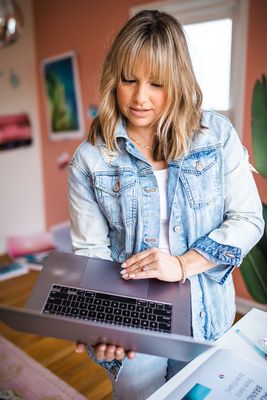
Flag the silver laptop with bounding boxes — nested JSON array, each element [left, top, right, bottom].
[[0, 251, 212, 361]]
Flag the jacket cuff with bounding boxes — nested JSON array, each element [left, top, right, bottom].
[[190, 236, 241, 284], [87, 345, 123, 381]]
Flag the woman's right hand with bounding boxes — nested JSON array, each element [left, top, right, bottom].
[[76, 342, 135, 361]]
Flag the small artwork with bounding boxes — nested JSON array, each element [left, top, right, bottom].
[[41, 51, 84, 141], [0, 112, 32, 151]]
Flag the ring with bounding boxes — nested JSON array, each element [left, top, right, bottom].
[[142, 266, 148, 272]]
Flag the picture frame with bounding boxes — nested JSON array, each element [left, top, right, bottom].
[[41, 51, 84, 141]]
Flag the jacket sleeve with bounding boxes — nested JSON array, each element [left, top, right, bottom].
[[68, 159, 112, 260], [191, 124, 264, 284]]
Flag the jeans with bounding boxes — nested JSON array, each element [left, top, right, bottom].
[[107, 354, 187, 400]]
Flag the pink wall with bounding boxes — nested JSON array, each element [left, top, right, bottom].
[[232, 0, 267, 301], [33, 0, 147, 227]]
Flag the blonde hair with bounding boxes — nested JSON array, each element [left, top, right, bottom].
[[89, 10, 203, 160]]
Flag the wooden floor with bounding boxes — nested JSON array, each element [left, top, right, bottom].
[[0, 269, 112, 400]]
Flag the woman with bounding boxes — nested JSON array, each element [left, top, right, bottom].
[[69, 9, 264, 400]]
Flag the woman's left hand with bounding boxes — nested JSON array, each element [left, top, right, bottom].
[[120, 248, 183, 282]]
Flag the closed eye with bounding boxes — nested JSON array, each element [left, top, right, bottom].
[[151, 83, 163, 88], [121, 77, 136, 84]]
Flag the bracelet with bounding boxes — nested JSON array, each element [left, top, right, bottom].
[[176, 256, 187, 283]]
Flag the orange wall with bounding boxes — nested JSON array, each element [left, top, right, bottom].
[[33, 0, 147, 228], [233, 0, 267, 301]]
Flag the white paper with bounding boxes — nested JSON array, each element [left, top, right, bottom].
[[167, 349, 267, 400]]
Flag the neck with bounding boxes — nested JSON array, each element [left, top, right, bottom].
[[127, 127, 156, 149]]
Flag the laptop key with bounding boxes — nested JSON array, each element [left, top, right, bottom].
[[139, 313, 147, 320], [164, 304, 172, 311], [157, 316, 171, 323], [159, 323, 171, 331], [141, 320, 149, 327], [44, 303, 54, 311], [153, 309, 172, 317], [79, 309, 88, 317], [50, 291, 68, 299], [47, 297, 62, 305], [88, 311, 96, 318], [131, 311, 138, 318]]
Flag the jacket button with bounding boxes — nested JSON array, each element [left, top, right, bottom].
[[195, 161, 203, 172], [145, 238, 157, 243], [225, 252, 235, 258], [113, 182, 120, 192], [173, 225, 182, 233], [145, 188, 156, 193], [199, 311, 205, 318]]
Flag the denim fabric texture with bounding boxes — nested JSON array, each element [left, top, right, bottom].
[[68, 110, 264, 379]]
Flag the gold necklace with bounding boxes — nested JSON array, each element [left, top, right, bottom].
[[129, 136, 152, 150]]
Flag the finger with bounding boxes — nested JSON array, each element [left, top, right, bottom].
[[127, 268, 158, 280], [122, 248, 156, 268], [105, 344, 116, 362], [126, 350, 135, 359], [121, 253, 156, 277], [94, 343, 107, 360], [76, 342, 86, 353], [115, 346, 125, 360]]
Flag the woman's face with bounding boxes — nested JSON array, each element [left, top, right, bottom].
[[116, 59, 167, 136]]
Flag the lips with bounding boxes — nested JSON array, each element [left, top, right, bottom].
[[129, 107, 151, 117]]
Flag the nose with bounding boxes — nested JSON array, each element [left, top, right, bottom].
[[133, 83, 147, 105]]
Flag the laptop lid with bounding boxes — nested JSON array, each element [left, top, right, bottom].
[[0, 305, 212, 362]]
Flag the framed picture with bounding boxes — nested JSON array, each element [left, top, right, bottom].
[[41, 51, 84, 141]]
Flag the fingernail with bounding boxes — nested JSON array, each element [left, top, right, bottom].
[[122, 273, 128, 279], [120, 269, 126, 275], [121, 263, 127, 268], [129, 274, 135, 278]]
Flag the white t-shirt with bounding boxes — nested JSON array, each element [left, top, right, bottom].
[[154, 169, 170, 254]]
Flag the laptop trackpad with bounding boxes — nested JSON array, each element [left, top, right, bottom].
[[80, 258, 149, 299]]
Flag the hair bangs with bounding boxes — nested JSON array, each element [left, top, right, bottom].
[[119, 36, 169, 87]]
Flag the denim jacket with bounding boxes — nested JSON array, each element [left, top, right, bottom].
[[68, 110, 264, 378]]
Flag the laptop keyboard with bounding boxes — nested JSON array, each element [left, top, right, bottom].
[[42, 284, 172, 333]]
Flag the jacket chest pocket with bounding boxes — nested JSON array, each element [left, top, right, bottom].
[[94, 171, 137, 226], [180, 149, 221, 208]]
